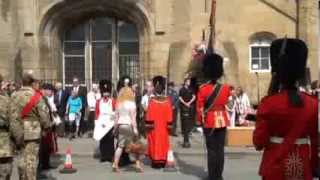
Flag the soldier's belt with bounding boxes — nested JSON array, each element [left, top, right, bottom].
[[270, 136, 309, 145]]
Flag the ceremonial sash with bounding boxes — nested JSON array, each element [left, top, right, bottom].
[[202, 83, 225, 128], [204, 83, 222, 114], [21, 91, 43, 119]]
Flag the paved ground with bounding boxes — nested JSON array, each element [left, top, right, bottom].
[[11, 133, 262, 180]]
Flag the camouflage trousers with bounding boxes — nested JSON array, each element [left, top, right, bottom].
[[0, 158, 13, 180], [18, 141, 40, 180]]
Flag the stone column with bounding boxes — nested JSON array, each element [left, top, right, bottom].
[[298, 0, 318, 81], [19, 0, 41, 78]]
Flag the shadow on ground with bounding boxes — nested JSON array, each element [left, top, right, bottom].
[[175, 153, 207, 180]]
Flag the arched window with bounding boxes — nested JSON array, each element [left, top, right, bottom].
[[249, 32, 276, 73], [63, 17, 139, 87]]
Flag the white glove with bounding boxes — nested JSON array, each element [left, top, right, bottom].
[[133, 128, 139, 136]]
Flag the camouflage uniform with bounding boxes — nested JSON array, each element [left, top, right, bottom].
[[9, 87, 51, 180], [0, 92, 13, 180]]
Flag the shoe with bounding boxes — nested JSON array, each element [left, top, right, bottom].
[[171, 133, 178, 137], [135, 166, 143, 173], [112, 165, 120, 173], [182, 142, 191, 148]]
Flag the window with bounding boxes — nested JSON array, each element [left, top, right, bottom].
[[249, 40, 271, 72], [118, 21, 140, 83], [64, 23, 86, 84], [63, 17, 140, 87]]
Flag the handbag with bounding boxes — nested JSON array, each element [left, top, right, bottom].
[[125, 137, 146, 155]]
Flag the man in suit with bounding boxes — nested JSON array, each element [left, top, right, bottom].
[[69, 77, 87, 137], [54, 82, 69, 137]]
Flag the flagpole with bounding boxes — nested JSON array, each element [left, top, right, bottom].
[[211, 0, 216, 51]]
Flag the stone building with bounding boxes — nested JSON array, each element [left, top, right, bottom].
[[0, 0, 318, 102]]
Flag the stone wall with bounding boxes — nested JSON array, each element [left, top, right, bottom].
[[0, 0, 317, 102]]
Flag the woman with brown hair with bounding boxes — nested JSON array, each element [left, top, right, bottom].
[[112, 84, 143, 172]]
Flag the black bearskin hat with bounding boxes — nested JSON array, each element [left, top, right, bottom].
[[152, 76, 166, 92], [202, 53, 224, 80], [42, 83, 55, 91], [270, 38, 308, 84], [99, 80, 112, 94]]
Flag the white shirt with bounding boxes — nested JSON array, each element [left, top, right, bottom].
[[47, 96, 57, 112], [116, 101, 136, 125], [73, 86, 79, 94], [87, 91, 100, 111], [235, 93, 251, 114], [141, 94, 154, 110]]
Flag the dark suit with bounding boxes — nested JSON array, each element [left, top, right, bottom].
[[54, 89, 69, 136], [67, 86, 87, 136]]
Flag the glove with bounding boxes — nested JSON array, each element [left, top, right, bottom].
[[133, 127, 139, 136]]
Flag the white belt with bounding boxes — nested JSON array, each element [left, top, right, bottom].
[[270, 137, 310, 145]]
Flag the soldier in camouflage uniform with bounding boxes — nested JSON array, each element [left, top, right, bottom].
[[9, 73, 51, 180], [0, 74, 14, 180]]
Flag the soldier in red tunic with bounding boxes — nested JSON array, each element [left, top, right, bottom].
[[196, 53, 231, 180], [146, 76, 173, 168], [253, 38, 318, 180]]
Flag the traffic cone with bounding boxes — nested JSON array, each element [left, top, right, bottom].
[[163, 149, 178, 172], [59, 147, 77, 174]]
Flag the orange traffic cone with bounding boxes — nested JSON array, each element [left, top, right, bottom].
[[164, 149, 178, 172], [59, 147, 77, 174]]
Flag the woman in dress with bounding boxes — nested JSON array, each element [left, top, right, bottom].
[[112, 80, 142, 172]]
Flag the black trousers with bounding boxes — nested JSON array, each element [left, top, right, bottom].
[[171, 109, 178, 135], [39, 140, 50, 169], [204, 128, 226, 180], [79, 109, 86, 135], [180, 107, 194, 143], [87, 111, 95, 133]]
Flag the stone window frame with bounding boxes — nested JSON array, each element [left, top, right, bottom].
[[62, 17, 140, 87], [249, 40, 272, 73]]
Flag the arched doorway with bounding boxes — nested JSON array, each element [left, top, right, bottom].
[[39, 0, 153, 88], [63, 17, 139, 86]]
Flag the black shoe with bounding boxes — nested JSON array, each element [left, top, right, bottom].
[[42, 165, 57, 170], [171, 133, 178, 137], [182, 142, 191, 148]]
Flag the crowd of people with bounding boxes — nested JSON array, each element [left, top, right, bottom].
[[0, 38, 318, 180]]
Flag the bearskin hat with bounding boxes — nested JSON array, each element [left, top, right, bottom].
[[152, 76, 166, 91], [270, 38, 308, 84], [42, 83, 55, 91], [99, 79, 112, 94], [202, 53, 224, 80]]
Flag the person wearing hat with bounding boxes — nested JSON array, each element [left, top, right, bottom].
[[253, 38, 318, 180], [39, 83, 58, 171], [94, 80, 116, 163], [9, 72, 51, 180], [196, 53, 231, 180], [145, 76, 173, 168]]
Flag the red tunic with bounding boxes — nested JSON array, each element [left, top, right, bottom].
[[253, 91, 318, 180], [196, 83, 231, 128], [146, 97, 173, 164]]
